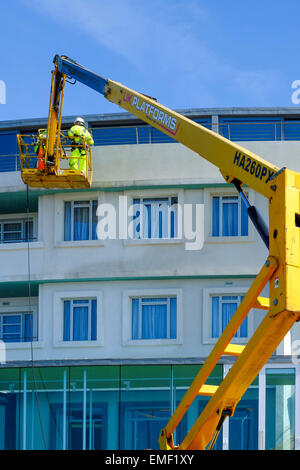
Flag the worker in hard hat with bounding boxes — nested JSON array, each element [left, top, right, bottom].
[[68, 117, 94, 173], [34, 129, 47, 170]]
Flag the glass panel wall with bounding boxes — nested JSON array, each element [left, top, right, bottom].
[[173, 364, 223, 449], [266, 368, 295, 450], [69, 366, 120, 450], [228, 376, 259, 450], [20, 367, 66, 450], [0, 368, 20, 449], [0, 364, 297, 450], [120, 365, 171, 450]]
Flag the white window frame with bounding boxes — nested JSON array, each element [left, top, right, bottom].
[[53, 289, 103, 348], [0, 312, 28, 343], [54, 192, 104, 247], [132, 196, 178, 240], [123, 189, 184, 246], [64, 200, 97, 242], [122, 289, 182, 346], [63, 298, 97, 342], [204, 187, 255, 244], [202, 287, 254, 344], [0, 303, 39, 348], [222, 363, 300, 450], [0, 212, 38, 248]]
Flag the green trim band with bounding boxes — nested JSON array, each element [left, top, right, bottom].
[[0, 274, 257, 297], [0, 182, 236, 214]]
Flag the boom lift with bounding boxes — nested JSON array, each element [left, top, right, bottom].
[[19, 55, 300, 449], [17, 64, 93, 189]]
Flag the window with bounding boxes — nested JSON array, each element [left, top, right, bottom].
[[0, 131, 19, 172], [64, 200, 97, 241], [265, 368, 295, 450], [218, 117, 283, 141], [211, 295, 247, 338], [131, 297, 177, 340], [122, 405, 176, 450], [0, 219, 33, 243], [91, 118, 211, 146], [0, 312, 33, 343], [132, 197, 178, 239], [52, 404, 107, 450], [63, 299, 97, 341], [212, 195, 248, 237]]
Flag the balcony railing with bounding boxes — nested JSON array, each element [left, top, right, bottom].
[[1, 121, 300, 173]]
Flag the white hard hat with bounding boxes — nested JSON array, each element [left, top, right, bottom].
[[74, 117, 85, 125]]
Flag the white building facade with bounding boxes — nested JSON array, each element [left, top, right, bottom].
[[0, 108, 299, 450]]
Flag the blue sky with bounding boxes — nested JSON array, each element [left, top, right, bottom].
[[1, 0, 300, 122]]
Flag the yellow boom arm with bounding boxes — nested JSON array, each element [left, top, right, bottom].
[[105, 80, 279, 199]]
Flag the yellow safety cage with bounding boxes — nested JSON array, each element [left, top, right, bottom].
[[17, 65, 93, 189]]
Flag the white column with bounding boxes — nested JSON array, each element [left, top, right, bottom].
[[258, 368, 266, 450], [83, 369, 87, 450], [295, 365, 300, 450], [22, 370, 27, 450], [222, 365, 230, 450], [63, 369, 67, 450]]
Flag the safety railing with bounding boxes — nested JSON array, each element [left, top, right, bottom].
[[1, 120, 300, 174], [90, 121, 300, 145], [17, 130, 92, 184]]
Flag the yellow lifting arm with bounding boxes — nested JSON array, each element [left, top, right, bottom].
[[104, 79, 279, 199], [98, 71, 300, 450]]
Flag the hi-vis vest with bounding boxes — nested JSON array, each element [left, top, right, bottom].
[[68, 125, 94, 146]]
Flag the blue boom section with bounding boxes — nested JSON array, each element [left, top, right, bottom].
[[54, 55, 108, 96]]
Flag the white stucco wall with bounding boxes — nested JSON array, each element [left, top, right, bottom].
[[0, 139, 299, 363]]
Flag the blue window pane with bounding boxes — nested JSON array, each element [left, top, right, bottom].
[[92, 127, 137, 146], [73, 306, 89, 341], [137, 126, 151, 143], [133, 199, 141, 239], [74, 206, 89, 240], [150, 128, 175, 143], [212, 197, 220, 236], [239, 316, 248, 337], [2, 315, 21, 342], [170, 297, 177, 339], [92, 200, 97, 240], [142, 304, 167, 339], [241, 199, 248, 236], [0, 131, 18, 172], [91, 299, 97, 341], [222, 302, 238, 334], [193, 118, 212, 128], [222, 202, 238, 236], [144, 204, 152, 239], [63, 300, 71, 341], [64, 202, 71, 241], [132, 297, 177, 340], [132, 299, 140, 340], [24, 314, 33, 342], [283, 121, 300, 140], [211, 296, 219, 338], [219, 117, 283, 141]]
